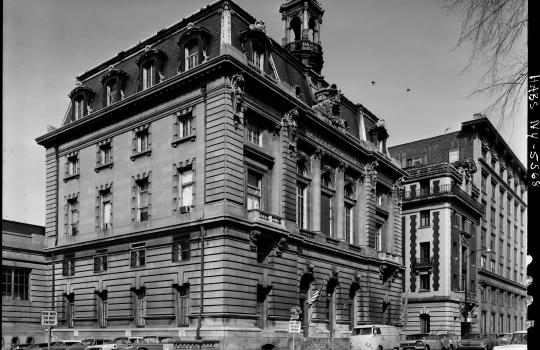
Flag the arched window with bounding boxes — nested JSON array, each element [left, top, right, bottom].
[[136, 47, 167, 91], [26, 337, 34, 345], [420, 313, 430, 333], [67, 85, 95, 124], [101, 68, 128, 107], [177, 25, 211, 73], [290, 16, 301, 41]]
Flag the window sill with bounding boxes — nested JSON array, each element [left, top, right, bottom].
[[171, 134, 196, 147], [95, 162, 113, 172], [63, 174, 80, 182], [130, 149, 152, 160]]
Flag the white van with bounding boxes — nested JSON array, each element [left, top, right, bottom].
[[350, 324, 400, 350]]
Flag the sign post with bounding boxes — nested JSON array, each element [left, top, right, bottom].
[[41, 311, 57, 350], [289, 306, 302, 350]]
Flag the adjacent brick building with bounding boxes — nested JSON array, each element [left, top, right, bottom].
[[2, 220, 50, 347], [390, 115, 528, 335], [35, 0, 406, 348]]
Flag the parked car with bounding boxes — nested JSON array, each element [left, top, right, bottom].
[[68, 339, 112, 350], [350, 324, 401, 350], [458, 333, 499, 350], [497, 334, 513, 345], [493, 331, 527, 350], [113, 337, 144, 350], [400, 333, 444, 350], [438, 333, 460, 350], [134, 337, 181, 350], [47, 341, 81, 350]]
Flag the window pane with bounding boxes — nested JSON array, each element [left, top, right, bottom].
[[181, 185, 193, 206]]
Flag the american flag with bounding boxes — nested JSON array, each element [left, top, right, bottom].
[[307, 278, 326, 307]]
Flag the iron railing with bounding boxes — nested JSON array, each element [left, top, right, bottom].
[[284, 40, 323, 54], [403, 184, 484, 213]]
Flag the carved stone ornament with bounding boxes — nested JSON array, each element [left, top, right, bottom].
[[281, 108, 299, 154], [249, 230, 261, 252], [393, 176, 405, 205], [296, 151, 310, 168], [274, 237, 287, 257], [375, 119, 386, 128], [312, 84, 348, 131], [345, 176, 356, 187], [229, 73, 245, 128], [379, 264, 399, 282], [364, 160, 378, 190], [249, 19, 267, 33], [321, 165, 333, 176]]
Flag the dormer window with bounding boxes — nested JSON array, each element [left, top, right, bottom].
[[252, 44, 265, 71], [67, 85, 95, 124], [142, 61, 155, 90], [136, 47, 167, 91], [101, 68, 128, 107], [177, 24, 211, 73], [185, 41, 199, 70], [240, 20, 273, 75]]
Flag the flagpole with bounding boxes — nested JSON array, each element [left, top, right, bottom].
[[306, 277, 327, 336]]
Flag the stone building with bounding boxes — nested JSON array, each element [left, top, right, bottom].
[[2, 220, 50, 347], [35, 0, 406, 348], [390, 115, 528, 335], [399, 161, 484, 335]]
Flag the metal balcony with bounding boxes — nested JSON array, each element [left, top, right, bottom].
[[403, 184, 485, 214]]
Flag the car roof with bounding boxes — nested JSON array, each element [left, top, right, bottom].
[[514, 330, 527, 334], [353, 324, 390, 328]]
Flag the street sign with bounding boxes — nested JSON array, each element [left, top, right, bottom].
[[41, 311, 57, 326], [289, 320, 301, 333]]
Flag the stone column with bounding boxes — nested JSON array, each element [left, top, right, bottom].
[[282, 16, 288, 44], [303, 6, 308, 32], [335, 162, 346, 240], [356, 175, 366, 246], [311, 149, 322, 232], [271, 127, 282, 216]]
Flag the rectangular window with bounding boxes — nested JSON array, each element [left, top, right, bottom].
[[142, 62, 155, 90], [419, 274, 430, 291], [67, 199, 79, 236], [247, 171, 262, 210], [172, 238, 190, 262], [99, 144, 112, 165], [65, 294, 75, 328], [490, 260, 495, 272], [67, 155, 79, 177], [178, 117, 193, 139], [448, 148, 459, 163], [491, 207, 496, 226], [97, 293, 107, 328], [345, 204, 353, 243], [419, 242, 430, 264], [100, 190, 112, 230], [246, 120, 263, 147], [375, 224, 383, 251], [252, 49, 265, 71], [62, 256, 75, 276], [420, 210, 430, 227], [106, 79, 119, 106], [136, 130, 149, 153], [481, 173, 487, 192], [134, 289, 146, 327], [481, 227, 487, 247], [296, 183, 307, 229], [130, 247, 146, 268], [186, 45, 199, 70], [137, 179, 149, 222], [1, 267, 30, 300], [321, 193, 333, 236], [176, 285, 190, 326], [179, 169, 194, 208], [481, 255, 486, 268], [491, 181, 497, 199], [74, 98, 84, 120], [93, 255, 108, 273]]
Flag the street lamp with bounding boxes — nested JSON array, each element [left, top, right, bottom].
[[463, 247, 494, 336]]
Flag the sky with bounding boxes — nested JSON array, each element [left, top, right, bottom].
[[3, 0, 527, 226]]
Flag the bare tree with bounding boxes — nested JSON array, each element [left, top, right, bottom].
[[443, 0, 528, 125]]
